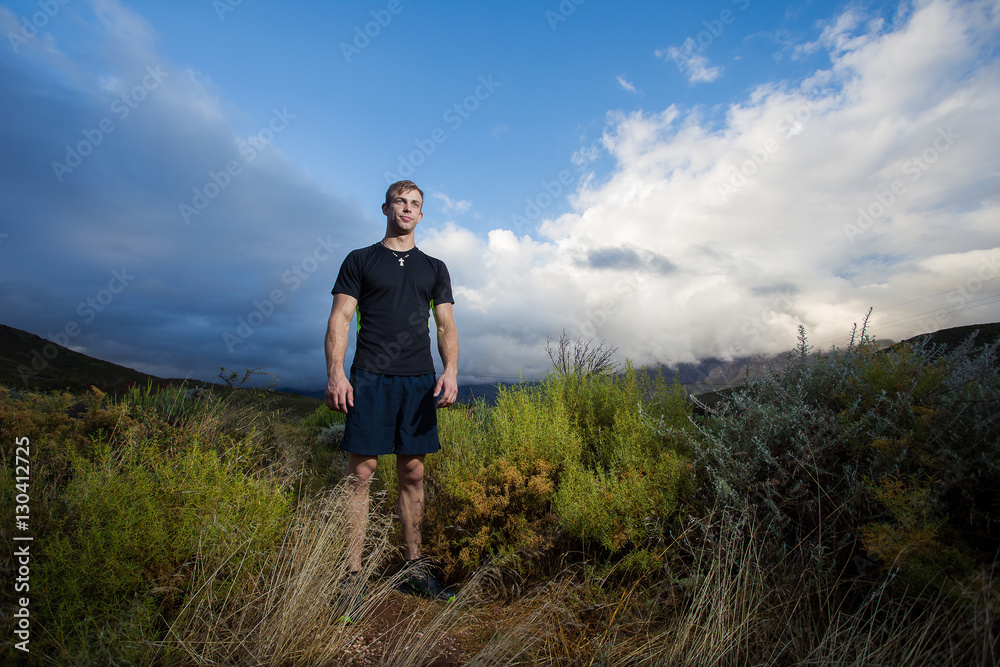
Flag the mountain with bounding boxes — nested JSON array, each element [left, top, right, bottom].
[[277, 380, 533, 405], [1, 323, 159, 393], [0, 323, 325, 417], [890, 321, 1000, 355], [3, 321, 998, 409], [686, 323, 1000, 412]]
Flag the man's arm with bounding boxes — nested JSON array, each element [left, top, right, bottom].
[[432, 302, 459, 407], [325, 293, 358, 413]]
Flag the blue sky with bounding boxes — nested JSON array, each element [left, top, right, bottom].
[[2, 0, 998, 391]]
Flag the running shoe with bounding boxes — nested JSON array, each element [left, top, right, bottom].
[[396, 558, 456, 601], [332, 570, 367, 624]]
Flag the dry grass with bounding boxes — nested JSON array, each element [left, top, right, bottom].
[[158, 482, 505, 667], [792, 571, 998, 666], [154, 494, 996, 666], [463, 512, 998, 667], [623, 516, 772, 666], [160, 483, 396, 665]]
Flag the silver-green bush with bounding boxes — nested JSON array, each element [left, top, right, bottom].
[[691, 324, 1000, 592]]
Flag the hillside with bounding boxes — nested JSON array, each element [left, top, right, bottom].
[[2, 318, 997, 665], [1, 323, 161, 393], [892, 321, 1000, 354], [3, 321, 998, 410], [0, 323, 324, 417]]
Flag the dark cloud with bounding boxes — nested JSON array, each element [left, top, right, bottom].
[[582, 246, 676, 274], [0, 3, 367, 390]]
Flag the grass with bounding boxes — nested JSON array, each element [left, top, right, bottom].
[[0, 324, 997, 665], [162, 486, 393, 665]]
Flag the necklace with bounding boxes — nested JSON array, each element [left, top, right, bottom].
[[381, 240, 412, 266]]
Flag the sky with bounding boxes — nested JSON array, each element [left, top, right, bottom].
[[1, 0, 998, 392]]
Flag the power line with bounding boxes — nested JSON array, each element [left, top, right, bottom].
[[873, 294, 1000, 332], [875, 276, 1000, 312]]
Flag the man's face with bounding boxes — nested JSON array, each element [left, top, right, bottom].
[[382, 189, 423, 234]]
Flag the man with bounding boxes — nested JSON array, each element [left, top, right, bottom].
[[325, 180, 459, 604]]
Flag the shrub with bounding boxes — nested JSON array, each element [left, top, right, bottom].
[[424, 387, 577, 576], [299, 403, 346, 433], [859, 474, 979, 590], [424, 363, 695, 577], [554, 450, 687, 553], [691, 324, 1000, 594], [33, 435, 291, 663], [114, 379, 216, 425], [0, 385, 293, 664]]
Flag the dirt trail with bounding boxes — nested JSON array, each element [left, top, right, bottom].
[[340, 592, 480, 667]]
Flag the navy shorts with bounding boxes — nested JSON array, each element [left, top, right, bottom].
[[340, 369, 440, 457]]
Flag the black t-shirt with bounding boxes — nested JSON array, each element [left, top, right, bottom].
[[332, 243, 454, 375]]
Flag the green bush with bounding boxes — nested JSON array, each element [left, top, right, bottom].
[[0, 385, 294, 664], [424, 365, 695, 576], [555, 450, 687, 552], [691, 325, 1000, 593], [33, 434, 291, 663], [114, 379, 215, 425], [299, 403, 346, 433]]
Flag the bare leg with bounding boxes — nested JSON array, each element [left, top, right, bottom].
[[396, 454, 425, 561], [345, 453, 378, 572]]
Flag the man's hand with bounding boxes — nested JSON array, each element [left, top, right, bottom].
[[432, 301, 459, 408], [433, 372, 458, 408], [325, 375, 354, 413], [325, 294, 357, 413]]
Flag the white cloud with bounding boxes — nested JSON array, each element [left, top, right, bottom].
[[432, 193, 472, 215], [432, 0, 1000, 377], [617, 75, 638, 93], [657, 39, 724, 83], [794, 7, 869, 58]]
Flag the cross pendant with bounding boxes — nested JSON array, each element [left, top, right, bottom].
[[398, 258, 405, 266]]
